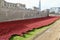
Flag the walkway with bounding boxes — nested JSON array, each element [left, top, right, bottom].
[[34, 19, 60, 40]]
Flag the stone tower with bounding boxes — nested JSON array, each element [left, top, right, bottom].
[[0, 0, 4, 7]]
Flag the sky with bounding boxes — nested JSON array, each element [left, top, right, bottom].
[[41, 0, 60, 10], [5, 0, 60, 10]]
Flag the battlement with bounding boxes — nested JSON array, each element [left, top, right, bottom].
[[0, 0, 26, 9], [0, 0, 40, 10]]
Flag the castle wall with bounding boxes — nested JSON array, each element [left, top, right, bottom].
[[0, 0, 49, 22], [0, 8, 49, 22], [2, 0, 26, 9]]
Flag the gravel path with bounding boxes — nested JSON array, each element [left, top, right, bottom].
[[33, 19, 60, 40]]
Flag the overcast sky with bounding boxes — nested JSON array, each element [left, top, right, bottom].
[[5, 0, 60, 10]]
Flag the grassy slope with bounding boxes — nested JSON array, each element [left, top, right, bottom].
[[10, 19, 57, 40]]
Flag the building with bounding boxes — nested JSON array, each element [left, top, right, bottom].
[[33, 0, 41, 11], [33, 7, 40, 11], [39, 0, 41, 11], [50, 7, 60, 13], [0, 0, 26, 9], [0, 0, 41, 10], [0, 0, 49, 22]]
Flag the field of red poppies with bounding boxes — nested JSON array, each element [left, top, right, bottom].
[[0, 16, 59, 40]]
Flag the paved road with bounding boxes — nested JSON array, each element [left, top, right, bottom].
[[34, 19, 60, 40]]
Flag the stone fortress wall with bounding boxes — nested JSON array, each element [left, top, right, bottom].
[[0, 0, 49, 22], [2, 0, 26, 9]]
